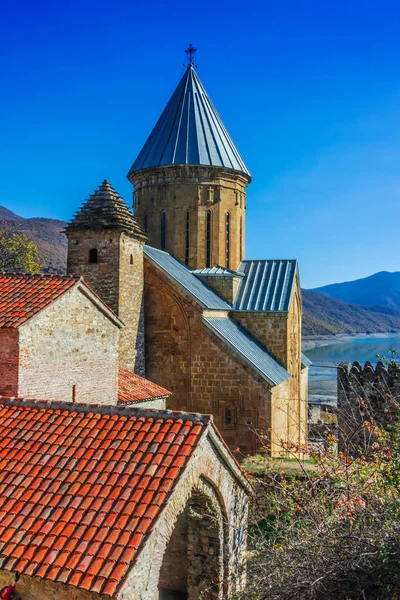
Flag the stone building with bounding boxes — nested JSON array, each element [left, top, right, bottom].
[[0, 273, 251, 599], [0, 273, 169, 409], [65, 181, 148, 376], [64, 58, 309, 456], [0, 398, 251, 600], [0, 273, 121, 404]]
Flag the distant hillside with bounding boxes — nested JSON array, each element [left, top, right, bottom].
[[0, 206, 67, 273], [312, 271, 400, 310], [302, 289, 400, 335]]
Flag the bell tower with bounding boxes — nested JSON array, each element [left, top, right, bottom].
[[65, 180, 147, 375], [127, 49, 251, 271]]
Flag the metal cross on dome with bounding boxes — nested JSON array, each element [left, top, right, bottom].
[[185, 44, 197, 66]]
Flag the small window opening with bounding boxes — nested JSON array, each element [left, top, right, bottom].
[[161, 210, 166, 251], [89, 248, 98, 264], [225, 212, 230, 269], [206, 211, 211, 268], [224, 404, 235, 427], [240, 215, 243, 261], [72, 385, 76, 403], [130, 254, 134, 265], [144, 212, 148, 233], [185, 211, 190, 265], [75, 240, 79, 245]]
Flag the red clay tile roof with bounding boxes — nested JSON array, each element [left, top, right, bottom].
[[0, 274, 80, 328], [118, 369, 170, 404], [0, 399, 209, 596]]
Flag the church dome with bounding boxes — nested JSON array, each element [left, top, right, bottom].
[[127, 64, 250, 178]]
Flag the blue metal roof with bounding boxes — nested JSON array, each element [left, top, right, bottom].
[[144, 246, 230, 310], [193, 265, 244, 277], [233, 260, 298, 312], [301, 353, 312, 368], [128, 65, 250, 178], [203, 317, 290, 386]]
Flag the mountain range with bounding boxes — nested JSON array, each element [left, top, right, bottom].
[[1, 205, 400, 336], [313, 271, 400, 312]]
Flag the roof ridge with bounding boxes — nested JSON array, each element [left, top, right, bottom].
[[239, 258, 298, 263], [0, 396, 211, 423]]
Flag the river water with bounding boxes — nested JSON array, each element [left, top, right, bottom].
[[303, 335, 400, 404]]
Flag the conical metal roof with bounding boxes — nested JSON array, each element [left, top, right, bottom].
[[66, 180, 146, 239], [127, 65, 250, 178]]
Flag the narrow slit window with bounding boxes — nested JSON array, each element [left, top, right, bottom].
[[144, 212, 148, 233], [72, 385, 76, 403], [185, 211, 190, 265], [161, 210, 166, 251], [225, 212, 230, 269], [240, 216, 243, 261], [89, 248, 98, 264], [206, 211, 211, 267], [130, 254, 134, 265], [224, 404, 235, 427]]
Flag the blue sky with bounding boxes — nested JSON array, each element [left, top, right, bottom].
[[1, 0, 399, 288]]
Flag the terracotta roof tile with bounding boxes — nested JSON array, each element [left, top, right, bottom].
[[0, 274, 80, 328], [118, 369, 170, 404], [0, 399, 209, 596]]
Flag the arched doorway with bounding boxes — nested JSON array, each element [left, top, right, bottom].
[[159, 488, 225, 600]]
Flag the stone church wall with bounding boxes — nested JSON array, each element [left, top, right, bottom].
[[144, 262, 274, 455], [17, 287, 119, 404], [232, 286, 305, 451]]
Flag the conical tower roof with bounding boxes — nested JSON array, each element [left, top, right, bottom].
[[127, 64, 250, 178], [66, 180, 146, 239]]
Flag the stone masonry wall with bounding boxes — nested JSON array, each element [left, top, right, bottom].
[[130, 165, 249, 270], [18, 286, 119, 404], [232, 312, 288, 369], [118, 233, 145, 375], [0, 573, 106, 600], [145, 261, 273, 455], [197, 275, 241, 304], [119, 431, 250, 600], [67, 229, 145, 375], [0, 329, 19, 396], [338, 360, 400, 448], [232, 281, 306, 451], [67, 230, 120, 313]]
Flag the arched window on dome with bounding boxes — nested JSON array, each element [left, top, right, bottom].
[[225, 212, 230, 269], [185, 211, 190, 265], [161, 210, 166, 251], [89, 248, 98, 264], [206, 210, 211, 268], [240, 215, 243, 261]]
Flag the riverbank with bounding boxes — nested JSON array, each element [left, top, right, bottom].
[[302, 332, 399, 351]]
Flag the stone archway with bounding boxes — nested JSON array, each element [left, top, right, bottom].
[[158, 487, 225, 600]]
